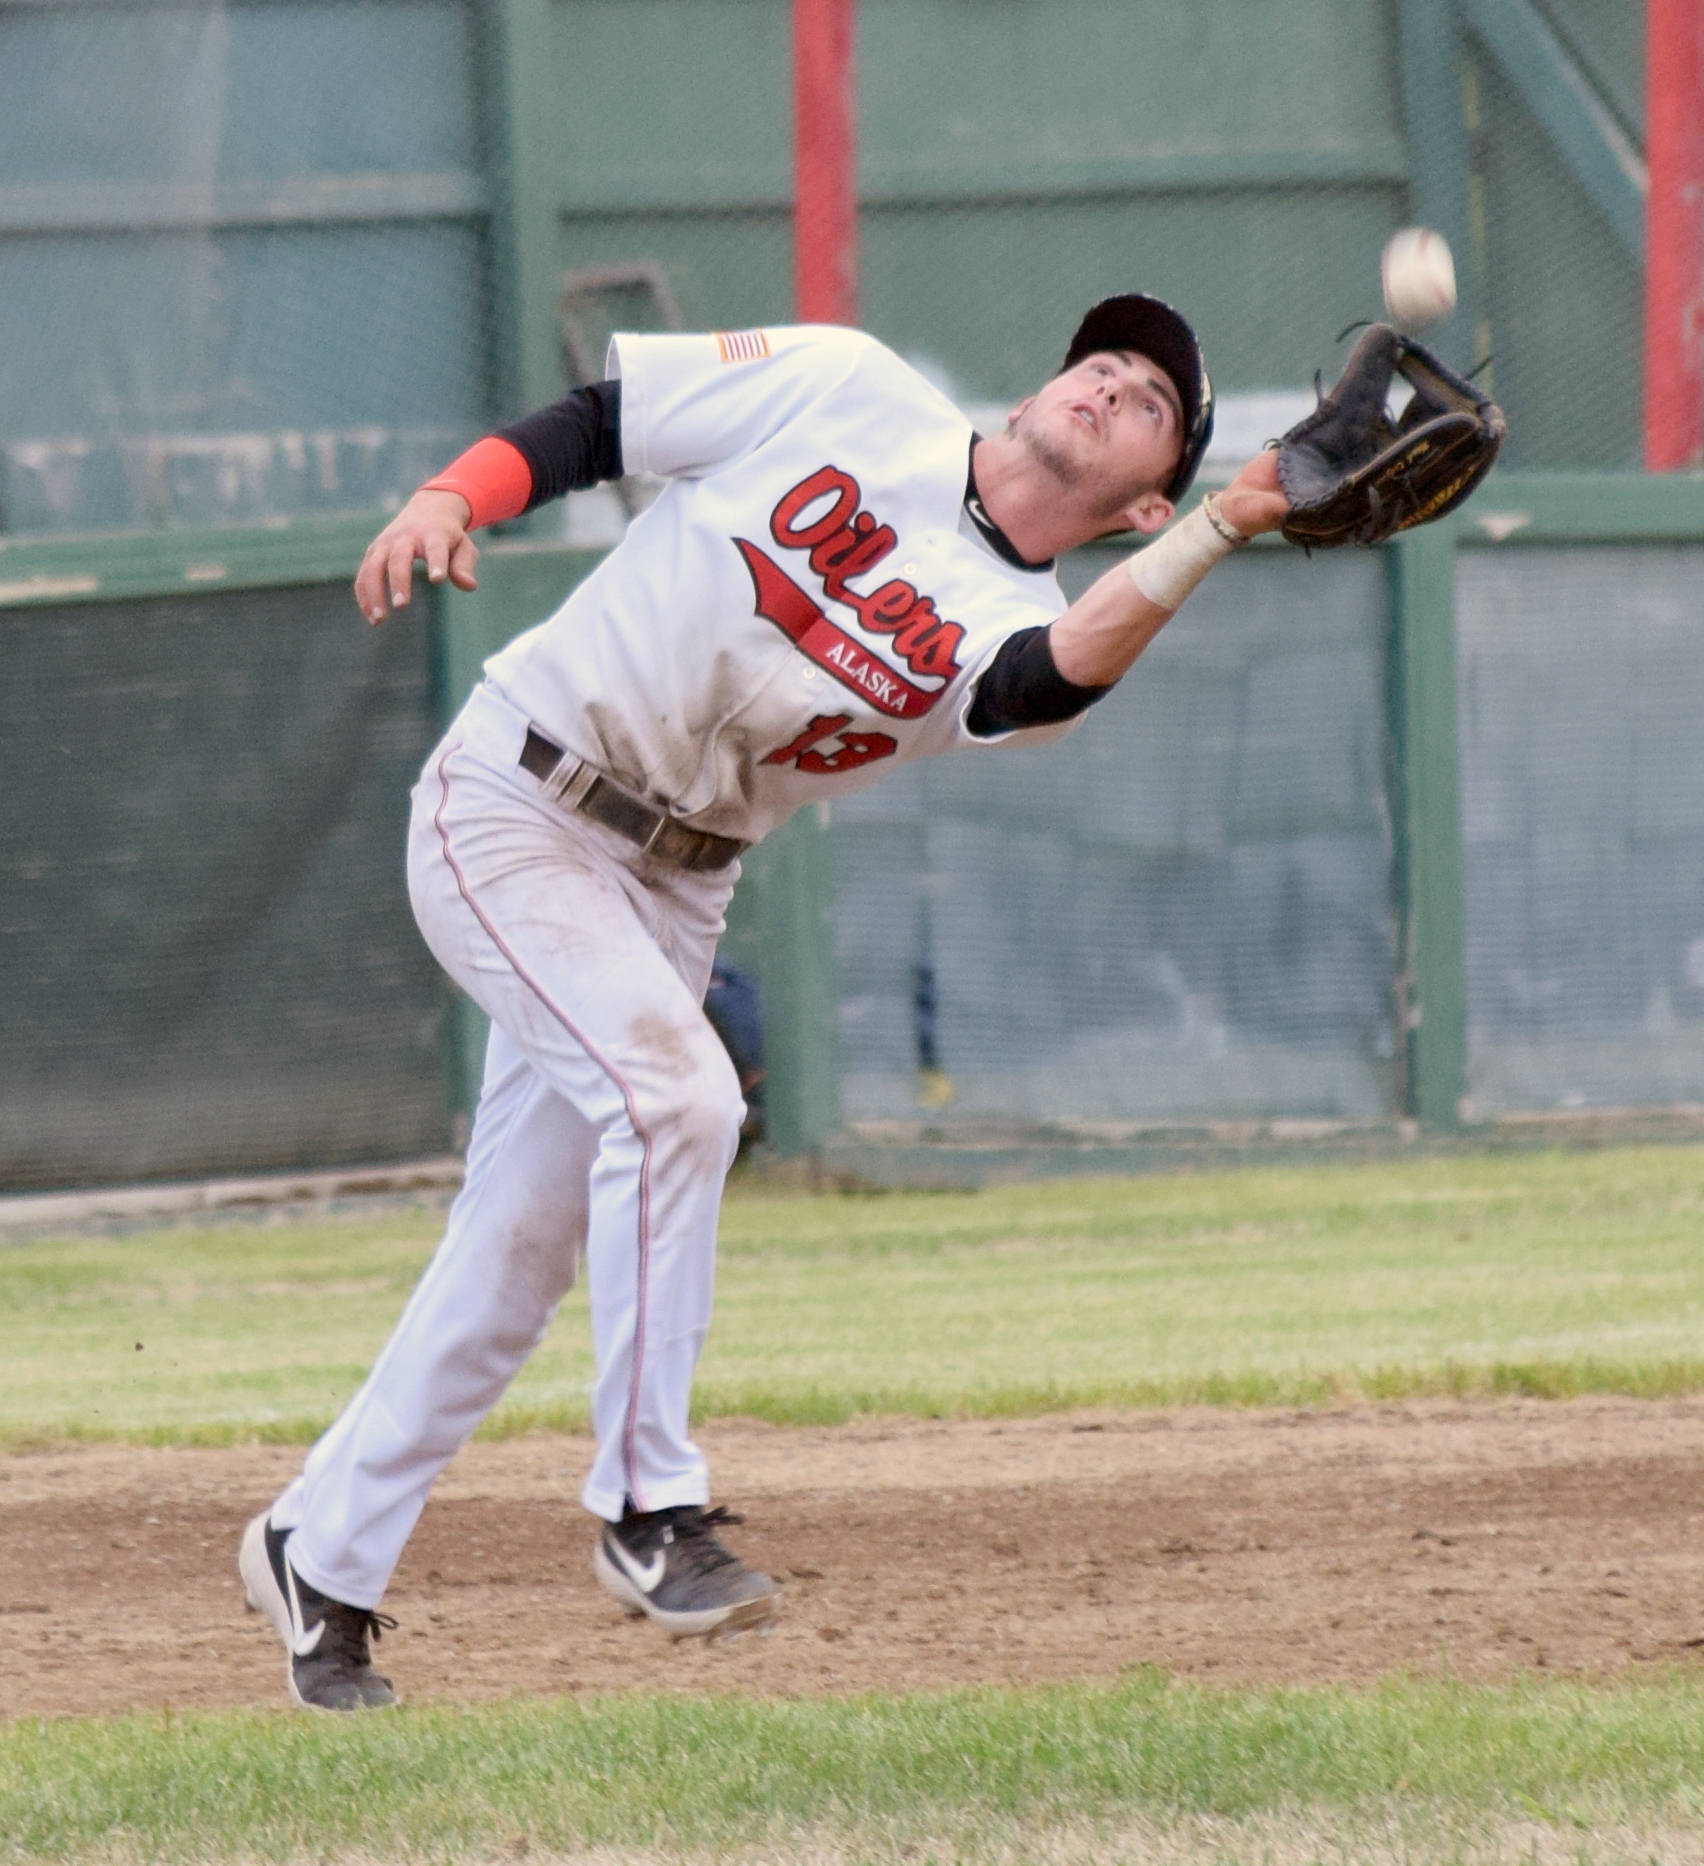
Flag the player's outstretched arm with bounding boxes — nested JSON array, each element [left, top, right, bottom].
[[1049, 450, 1289, 688], [355, 488, 480, 625]]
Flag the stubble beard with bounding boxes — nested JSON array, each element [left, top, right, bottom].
[[1010, 407, 1086, 489], [1011, 409, 1144, 528]]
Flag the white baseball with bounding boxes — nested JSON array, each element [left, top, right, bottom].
[[1380, 227, 1457, 329]]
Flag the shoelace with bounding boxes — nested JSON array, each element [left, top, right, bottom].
[[668, 1506, 746, 1577], [317, 1600, 399, 1665]]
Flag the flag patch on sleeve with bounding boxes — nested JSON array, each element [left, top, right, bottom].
[[715, 329, 771, 364]]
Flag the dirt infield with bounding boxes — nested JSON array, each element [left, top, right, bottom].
[[5, 1399, 1704, 1719]]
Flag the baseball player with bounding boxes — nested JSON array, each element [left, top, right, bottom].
[[239, 294, 1292, 1711]]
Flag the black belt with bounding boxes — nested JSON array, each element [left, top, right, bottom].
[[518, 727, 745, 873]]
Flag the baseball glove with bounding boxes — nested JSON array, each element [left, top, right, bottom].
[[1276, 323, 1505, 548]]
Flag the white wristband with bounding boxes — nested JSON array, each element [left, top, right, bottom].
[[1125, 496, 1246, 613]]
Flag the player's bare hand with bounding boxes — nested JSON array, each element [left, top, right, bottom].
[[1217, 448, 1290, 538], [355, 489, 479, 624]]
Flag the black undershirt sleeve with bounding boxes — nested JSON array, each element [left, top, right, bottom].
[[965, 626, 1112, 737], [495, 380, 624, 509]]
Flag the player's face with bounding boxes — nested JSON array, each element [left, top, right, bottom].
[[1008, 349, 1185, 524]]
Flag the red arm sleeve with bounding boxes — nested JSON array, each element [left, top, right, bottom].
[[418, 436, 536, 530]]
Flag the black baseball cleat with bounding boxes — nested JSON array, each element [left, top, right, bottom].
[[239, 1510, 399, 1711], [593, 1503, 780, 1639]]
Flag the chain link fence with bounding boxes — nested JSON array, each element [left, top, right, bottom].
[[1458, 540, 1704, 1118], [0, 0, 1693, 1185]]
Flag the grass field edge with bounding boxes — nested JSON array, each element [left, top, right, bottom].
[[9, 1354, 1704, 1453]]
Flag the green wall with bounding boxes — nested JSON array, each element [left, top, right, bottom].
[[0, 0, 1652, 539], [503, 0, 1410, 411], [0, 0, 499, 533], [498, 0, 1642, 464], [0, 0, 1673, 1183]]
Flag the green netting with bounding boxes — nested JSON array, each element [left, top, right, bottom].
[[1457, 542, 1704, 1114], [0, 0, 493, 535], [0, 1, 1688, 1185], [833, 547, 1398, 1127], [0, 0, 1648, 540], [0, 585, 448, 1188]]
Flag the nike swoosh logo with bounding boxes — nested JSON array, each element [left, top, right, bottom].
[[608, 1538, 667, 1594], [284, 1562, 326, 1657]]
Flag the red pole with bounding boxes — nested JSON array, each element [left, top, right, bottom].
[[793, 0, 857, 325], [1645, 0, 1704, 470]]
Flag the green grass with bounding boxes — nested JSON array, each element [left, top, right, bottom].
[[6, 1146, 1704, 1446], [8, 1149, 1704, 1864], [6, 1672, 1703, 1864]]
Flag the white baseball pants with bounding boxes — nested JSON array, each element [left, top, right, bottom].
[[271, 682, 744, 1610]]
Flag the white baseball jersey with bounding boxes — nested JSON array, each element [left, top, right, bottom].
[[483, 324, 1078, 845]]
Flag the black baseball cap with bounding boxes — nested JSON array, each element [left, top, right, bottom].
[[1062, 293, 1215, 501]]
